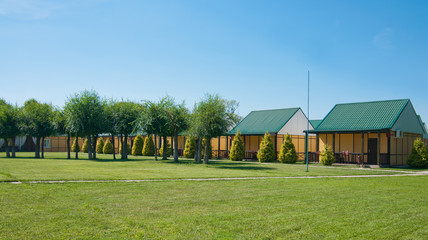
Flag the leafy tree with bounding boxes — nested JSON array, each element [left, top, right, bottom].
[[96, 138, 105, 154], [320, 144, 335, 166], [183, 137, 196, 158], [53, 108, 73, 159], [278, 134, 298, 163], [64, 90, 106, 160], [103, 138, 114, 154], [71, 138, 80, 153], [158, 139, 172, 157], [137, 99, 170, 161], [104, 100, 118, 160], [191, 94, 240, 164], [407, 139, 428, 168], [201, 138, 212, 159], [0, 102, 21, 158], [20, 99, 55, 158], [132, 134, 144, 156], [164, 97, 189, 162], [142, 134, 155, 156], [119, 141, 131, 155], [82, 139, 88, 153], [230, 130, 244, 161], [257, 132, 276, 162], [110, 101, 142, 160]]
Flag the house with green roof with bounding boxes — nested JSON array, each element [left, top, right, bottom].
[[309, 99, 426, 166], [228, 108, 316, 160]]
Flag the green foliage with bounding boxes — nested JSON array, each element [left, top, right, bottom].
[[183, 137, 196, 158], [0, 102, 21, 140], [132, 135, 144, 156], [320, 144, 335, 166], [278, 134, 298, 163], [119, 142, 131, 155], [142, 135, 155, 156], [20, 99, 55, 138], [71, 138, 80, 152], [230, 131, 244, 161], [96, 138, 104, 154], [103, 139, 114, 154], [257, 132, 276, 162], [82, 139, 88, 153], [407, 139, 428, 168], [201, 138, 212, 159], [158, 139, 172, 157]]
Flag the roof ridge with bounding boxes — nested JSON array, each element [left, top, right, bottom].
[[335, 99, 409, 106], [250, 107, 300, 113]]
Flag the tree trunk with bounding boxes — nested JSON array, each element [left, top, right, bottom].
[[154, 134, 158, 161], [194, 138, 199, 162], [4, 138, 10, 158], [67, 133, 71, 159], [87, 134, 92, 160], [122, 134, 128, 160], [75, 136, 79, 159], [35, 137, 41, 158], [112, 135, 116, 160], [162, 135, 168, 160], [120, 134, 123, 159], [11, 136, 16, 158], [41, 137, 45, 159], [92, 135, 97, 159], [197, 138, 202, 164], [173, 131, 179, 163], [203, 137, 210, 164]]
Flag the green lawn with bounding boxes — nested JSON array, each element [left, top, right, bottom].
[[1, 176, 427, 239], [0, 152, 411, 182]]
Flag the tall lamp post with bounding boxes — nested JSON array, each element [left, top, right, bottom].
[[305, 71, 310, 172]]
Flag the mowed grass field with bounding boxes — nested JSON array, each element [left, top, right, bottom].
[[0, 152, 427, 239]]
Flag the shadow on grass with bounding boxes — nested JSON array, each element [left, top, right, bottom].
[[162, 159, 275, 170]]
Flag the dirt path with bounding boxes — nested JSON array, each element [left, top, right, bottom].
[[5, 171, 428, 184]]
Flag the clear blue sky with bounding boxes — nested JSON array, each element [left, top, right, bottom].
[[1, 0, 427, 123]]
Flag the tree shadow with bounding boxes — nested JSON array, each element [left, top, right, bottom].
[[163, 159, 275, 170]]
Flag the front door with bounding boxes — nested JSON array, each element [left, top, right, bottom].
[[368, 138, 377, 164]]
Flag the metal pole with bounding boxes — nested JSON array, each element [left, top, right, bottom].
[[306, 71, 310, 172]]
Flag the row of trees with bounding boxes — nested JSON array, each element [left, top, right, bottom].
[[0, 91, 240, 164]]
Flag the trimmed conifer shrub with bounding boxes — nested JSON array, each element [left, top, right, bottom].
[[119, 142, 131, 155], [142, 135, 155, 156], [278, 134, 298, 163], [230, 130, 244, 161], [407, 138, 428, 168], [103, 138, 114, 154], [158, 139, 172, 157], [71, 138, 80, 153], [183, 137, 196, 158], [82, 139, 88, 153], [320, 144, 335, 165], [96, 138, 104, 154], [201, 138, 212, 159], [132, 134, 144, 156], [257, 132, 276, 162]]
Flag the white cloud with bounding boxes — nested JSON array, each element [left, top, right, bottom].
[[0, 0, 63, 20], [372, 27, 394, 50]]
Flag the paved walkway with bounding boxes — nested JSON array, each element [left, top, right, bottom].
[[6, 171, 428, 184]]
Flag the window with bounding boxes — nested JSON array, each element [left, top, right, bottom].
[[43, 139, 52, 148]]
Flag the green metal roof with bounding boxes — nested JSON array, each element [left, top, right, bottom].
[[309, 120, 322, 129], [228, 108, 300, 135], [312, 99, 410, 132]]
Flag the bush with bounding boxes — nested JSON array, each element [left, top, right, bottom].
[[257, 132, 276, 162], [82, 139, 88, 153], [278, 134, 297, 163], [407, 138, 428, 168], [132, 134, 144, 156], [320, 144, 335, 166], [183, 137, 196, 158], [96, 138, 104, 154], [103, 138, 114, 154], [142, 135, 155, 156], [119, 141, 131, 155], [230, 130, 244, 161], [158, 139, 172, 157], [71, 138, 80, 152], [201, 138, 212, 159]]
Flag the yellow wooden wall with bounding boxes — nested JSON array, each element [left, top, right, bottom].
[[390, 132, 421, 166]]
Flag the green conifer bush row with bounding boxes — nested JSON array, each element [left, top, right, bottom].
[[159, 139, 172, 157], [407, 138, 428, 168], [132, 134, 144, 156], [230, 130, 244, 161], [71, 138, 80, 153], [320, 144, 335, 165], [183, 137, 196, 158], [82, 139, 88, 153], [257, 132, 276, 162], [96, 138, 104, 154], [142, 135, 155, 156], [278, 134, 298, 163], [103, 138, 114, 154]]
